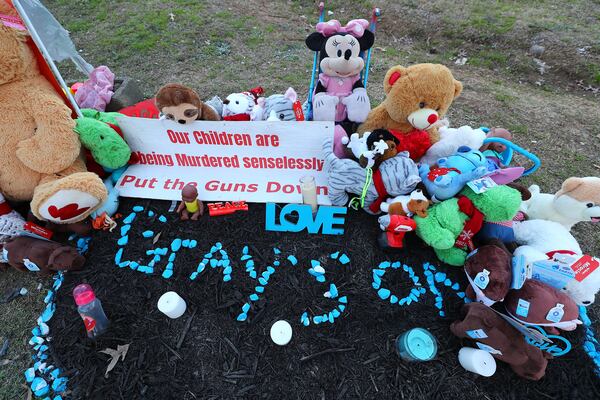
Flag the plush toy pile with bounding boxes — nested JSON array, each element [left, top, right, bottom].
[[1, 5, 599, 387], [308, 18, 600, 382]]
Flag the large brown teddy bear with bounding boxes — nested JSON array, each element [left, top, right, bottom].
[[0, 2, 106, 224], [451, 302, 550, 380], [358, 63, 462, 161]]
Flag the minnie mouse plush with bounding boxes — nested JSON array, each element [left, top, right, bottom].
[[306, 19, 375, 133]]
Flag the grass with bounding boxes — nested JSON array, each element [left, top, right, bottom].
[[494, 91, 516, 103], [469, 49, 509, 69], [0, 272, 47, 400]]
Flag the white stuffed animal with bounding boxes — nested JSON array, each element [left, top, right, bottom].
[[380, 189, 430, 217], [341, 131, 388, 169], [222, 92, 255, 117], [521, 177, 600, 230], [513, 219, 600, 306], [419, 125, 487, 166]]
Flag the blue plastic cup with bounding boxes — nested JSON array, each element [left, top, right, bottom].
[[396, 328, 438, 362]]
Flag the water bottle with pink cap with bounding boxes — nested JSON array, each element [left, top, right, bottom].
[[73, 284, 109, 339]]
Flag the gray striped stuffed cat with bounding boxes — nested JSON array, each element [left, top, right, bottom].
[[322, 135, 421, 214], [264, 87, 298, 121]]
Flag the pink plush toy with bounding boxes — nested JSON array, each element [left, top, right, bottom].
[[74, 66, 115, 111]]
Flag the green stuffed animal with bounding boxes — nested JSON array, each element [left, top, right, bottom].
[[81, 108, 123, 126], [415, 185, 521, 266], [75, 112, 131, 171]]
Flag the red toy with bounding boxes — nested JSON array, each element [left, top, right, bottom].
[[207, 201, 248, 216], [377, 214, 416, 249], [23, 222, 53, 240]]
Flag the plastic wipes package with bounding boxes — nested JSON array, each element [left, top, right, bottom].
[[532, 254, 599, 290], [531, 259, 575, 290]]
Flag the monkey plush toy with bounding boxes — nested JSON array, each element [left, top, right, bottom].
[[155, 83, 220, 124]]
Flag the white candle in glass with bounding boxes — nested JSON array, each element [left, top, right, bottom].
[[157, 291, 187, 319], [458, 347, 497, 377], [300, 175, 318, 213]]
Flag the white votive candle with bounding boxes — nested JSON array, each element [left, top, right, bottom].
[[157, 291, 187, 319], [300, 175, 318, 213], [458, 347, 497, 377], [270, 320, 293, 346]]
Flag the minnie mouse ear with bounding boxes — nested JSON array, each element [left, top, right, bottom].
[[305, 32, 326, 51]]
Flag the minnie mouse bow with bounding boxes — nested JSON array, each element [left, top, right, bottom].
[[316, 19, 369, 38]]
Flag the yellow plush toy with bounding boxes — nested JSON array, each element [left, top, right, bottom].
[[0, 2, 106, 224], [358, 63, 462, 161]]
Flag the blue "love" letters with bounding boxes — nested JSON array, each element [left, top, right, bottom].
[[264, 203, 347, 235]]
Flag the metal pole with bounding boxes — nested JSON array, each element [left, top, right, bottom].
[[306, 1, 325, 121], [363, 7, 381, 88], [13, 0, 83, 118]]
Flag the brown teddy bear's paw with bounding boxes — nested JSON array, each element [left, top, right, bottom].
[[31, 172, 108, 224]]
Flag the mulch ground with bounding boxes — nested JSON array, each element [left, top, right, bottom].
[[48, 198, 600, 399]]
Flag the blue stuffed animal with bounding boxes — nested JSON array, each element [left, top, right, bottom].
[[91, 178, 120, 218], [419, 146, 488, 202]]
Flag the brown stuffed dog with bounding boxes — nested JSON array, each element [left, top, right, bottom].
[[451, 302, 549, 380], [504, 280, 582, 335], [464, 240, 513, 305], [380, 189, 430, 218], [358, 64, 462, 161], [155, 83, 220, 124], [1, 236, 85, 274], [0, 2, 107, 225]]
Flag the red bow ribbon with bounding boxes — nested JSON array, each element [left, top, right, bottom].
[[454, 195, 484, 251]]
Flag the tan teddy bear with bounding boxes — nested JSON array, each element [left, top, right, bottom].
[[358, 63, 463, 161], [0, 2, 106, 224]]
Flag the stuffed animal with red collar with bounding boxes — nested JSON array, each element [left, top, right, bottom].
[[222, 87, 264, 121], [357, 64, 462, 161]]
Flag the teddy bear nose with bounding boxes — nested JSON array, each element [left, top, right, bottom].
[[344, 49, 351, 60], [178, 119, 186, 124], [582, 300, 592, 305], [427, 113, 438, 124]]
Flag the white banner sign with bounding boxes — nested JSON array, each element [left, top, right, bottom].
[[115, 117, 333, 204]]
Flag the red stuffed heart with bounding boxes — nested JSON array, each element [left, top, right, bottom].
[[48, 203, 90, 220]]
